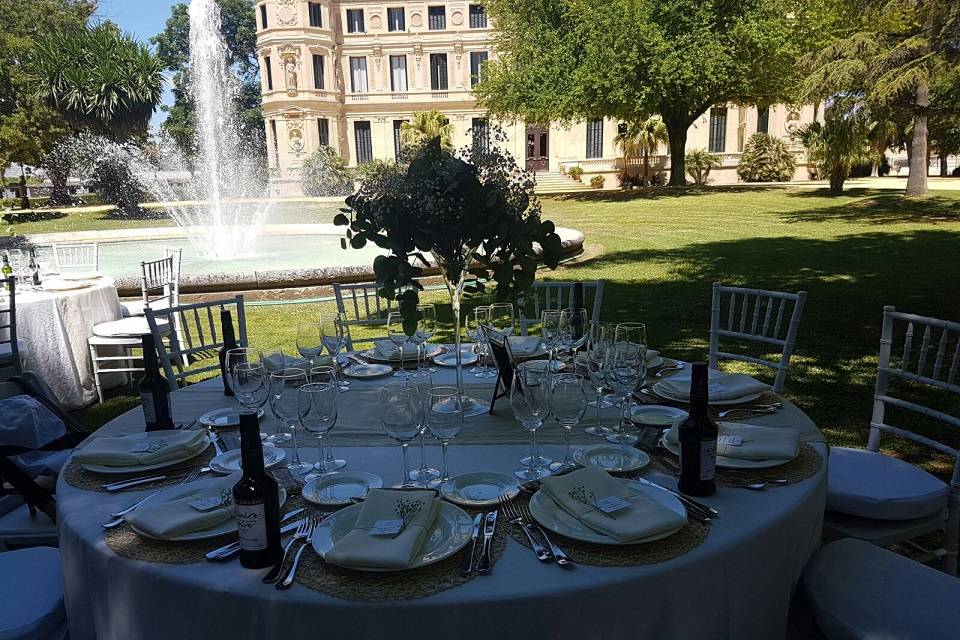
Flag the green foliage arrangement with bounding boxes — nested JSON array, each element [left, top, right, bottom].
[[736, 133, 797, 183], [796, 104, 875, 195], [568, 166, 584, 181], [685, 149, 722, 186], [301, 146, 353, 197], [590, 175, 606, 189]]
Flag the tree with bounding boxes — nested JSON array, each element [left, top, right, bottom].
[[736, 133, 798, 182], [301, 146, 353, 197], [400, 111, 454, 150], [476, 0, 811, 186], [796, 101, 874, 194], [685, 149, 722, 186], [0, 107, 68, 207], [614, 116, 668, 186]]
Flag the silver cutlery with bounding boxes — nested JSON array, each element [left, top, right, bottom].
[[460, 513, 484, 576], [653, 452, 767, 491], [519, 501, 571, 567], [277, 515, 320, 589], [208, 427, 225, 457], [475, 509, 498, 574], [102, 466, 204, 529], [715, 404, 782, 419], [205, 508, 306, 561], [499, 496, 551, 563], [654, 362, 686, 377], [263, 516, 313, 584], [102, 466, 211, 493], [629, 476, 717, 521]]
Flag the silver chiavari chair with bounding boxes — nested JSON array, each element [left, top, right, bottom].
[[517, 280, 605, 336], [332, 282, 399, 351], [52, 243, 98, 273]]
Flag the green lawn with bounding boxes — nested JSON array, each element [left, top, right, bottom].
[[72, 186, 960, 479]]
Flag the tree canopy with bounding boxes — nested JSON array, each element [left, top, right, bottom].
[[476, 0, 812, 186]]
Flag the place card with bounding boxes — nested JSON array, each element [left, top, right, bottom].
[[595, 495, 631, 514], [717, 435, 743, 447], [369, 519, 404, 536]]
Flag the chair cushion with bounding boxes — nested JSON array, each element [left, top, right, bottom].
[[804, 538, 960, 640], [120, 299, 171, 318], [827, 447, 949, 520], [0, 547, 65, 640], [91, 316, 169, 338], [0, 504, 58, 542]]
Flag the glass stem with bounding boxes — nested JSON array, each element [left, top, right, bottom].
[[418, 430, 428, 470], [562, 425, 572, 463], [400, 442, 411, 485], [533, 428, 541, 463], [325, 437, 334, 463], [440, 440, 449, 481], [290, 422, 300, 464], [595, 388, 603, 426], [316, 435, 326, 473], [528, 429, 537, 467], [620, 396, 629, 433]]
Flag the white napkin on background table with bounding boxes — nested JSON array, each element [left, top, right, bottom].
[[665, 421, 799, 461], [124, 472, 241, 539], [73, 429, 207, 467], [373, 340, 419, 360], [506, 336, 542, 357], [657, 371, 768, 402]]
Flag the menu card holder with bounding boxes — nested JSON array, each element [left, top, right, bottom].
[[482, 325, 516, 414]]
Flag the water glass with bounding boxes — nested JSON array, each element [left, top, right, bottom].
[[466, 307, 486, 373], [549, 374, 588, 472], [489, 303, 515, 338], [320, 312, 350, 391], [425, 386, 463, 487], [584, 320, 615, 435], [615, 322, 647, 349], [309, 366, 346, 471], [296, 322, 324, 366], [225, 347, 259, 398], [261, 347, 289, 373], [415, 304, 437, 372], [298, 381, 337, 481], [511, 363, 553, 480], [606, 343, 644, 445], [407, 370, 440, 483], [269, 368, 309, 474], [541, 310, 562, 369], [561, 307, 589, 369], [469, 307, 496, 378], [232, 361, 270, 414], [387, 311, 410, 378], [380, 381, 424, 487]]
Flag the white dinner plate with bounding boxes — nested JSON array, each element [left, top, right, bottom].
[[529, 479, 686, 546], [573, 444, 650, 473], [342, 363, 393, 379], [129, 484, 287, 542], [198, 407, 265, 428], [302, 471, 383, 507], [41, 279, 91, 292], [364, 344, 444, 364], [631, 405, 688, 427], [209, 447, 286, 474], [651, 382, 764, 406], [433, 350, 479, 368], [79, 435, 211, 475], [659, 435, 795, 469], [311, 501, 473, 572], [440, 472, 520, 507], [60, 271, 101, 281]]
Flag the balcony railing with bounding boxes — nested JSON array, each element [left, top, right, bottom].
[[345, 89, 473, 103]]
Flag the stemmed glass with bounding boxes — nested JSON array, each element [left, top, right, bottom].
[[541, 310, 562, 369], [320, 312, 350, 392], [561, 307, 589, 370], [605, 343, 645, 445], [425, 386, 463, 488], [407, 370, 440, 483], [232, 360, 270, 416], [387, 311, 410, 378], [298, 381, 337, 482], [296, 322, 324, 366], [262, 347, 289, 373], [262, 357, 293, 444], [466, 307, 486, 374], [310, 366, 347, 471], [615, 322, 647, 348], [225, 347, 259, 400], [380, 380, 424, 488], [489, 303, 515, 338], [549, 374, 588, 472], [269, 368, 310, 475], [584, 321, 615, 436], [511, 363, 553, 480], [414, 304, 437, 373], [469, 308, 496, 378]]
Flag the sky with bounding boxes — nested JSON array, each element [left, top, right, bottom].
[[94, 0, 182, 127]]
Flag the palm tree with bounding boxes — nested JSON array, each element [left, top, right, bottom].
[[400, 110, 455, 151], [614, 116, 668, 185], [796, 102, 874, 195]]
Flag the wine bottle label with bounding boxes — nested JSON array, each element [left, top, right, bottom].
[[140, 393, 156, 424], [700, 440, 717, 481], [236, 503, 268, 551]]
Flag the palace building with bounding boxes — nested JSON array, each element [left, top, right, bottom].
[[256, 1, 815, 195]]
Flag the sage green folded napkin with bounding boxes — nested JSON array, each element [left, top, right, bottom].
[[665, 421, 799, 461], [656, 371, 768, 402], [125, 472, 241, 539], [262, 353, 311, 372], [646, 349, 661, 363], [506, 335, 542, 357], [373, 340, 419, 360], [326, 488, 441, 570], [73, 429, 207, 467], [539, 466, 686, 543]]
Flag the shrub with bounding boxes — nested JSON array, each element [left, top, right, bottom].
[[568, 166, 584, 181], [685, 148, 722, 185], [590, 175, 606, 189], [953, 166, 960, 177], [736, 133, 797, 182], [87, 152, 145, 216], [302, 146, 353, 197]]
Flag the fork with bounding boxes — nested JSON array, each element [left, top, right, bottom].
[[498, 496, 552, 563], [263, 516, 314, 584], [518, 501, 572, 566], [715, 404, 782, 419], [277, 515, 320, 589], [102, 466, 204, 529], [653, 363, 686, 377]]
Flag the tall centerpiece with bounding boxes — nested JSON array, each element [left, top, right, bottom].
[[336, 132, 562, 415]]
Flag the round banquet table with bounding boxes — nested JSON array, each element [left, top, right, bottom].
[[57, 358, 827, 640], [14, 277, 122, 409]]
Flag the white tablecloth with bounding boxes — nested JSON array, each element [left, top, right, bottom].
[[15, 278, 121, 408], [57, 366, 827, 640]]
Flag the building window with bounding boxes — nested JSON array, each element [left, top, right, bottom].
[[469, 51, 488, 87], [349, 57, 368, 93], [387, 7, 405, 31], [270, 120, 279, 167], [390, 55, 408, 92], [472, 117, 489, 151], [264, 55, 273, 90], [429, 53, 448, 91], [428, 6, 446, 30], [757, 106, 769, 134], [346, 9, 365, 33], [709, 107, 727, 153], [260, 4, 268, 29], [355, 121, 373, 164], [317, 118, 329, 147], [469, 4, 487, 28], [393, 119, 405, 159], [586, 119, 603, 159], [312, 54, 324, 89], [308, 2, 322, 27]]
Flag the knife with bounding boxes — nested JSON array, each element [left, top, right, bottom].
[[103, 467, 211, 492], [460, 513, 484, 575], [476, 510, 498, 574], [205, 508, 306, 561], [629, 476, 718, 518]]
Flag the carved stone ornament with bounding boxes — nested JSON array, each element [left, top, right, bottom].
[[451, 10, 464, 26], [370, 14, 383, 30], [410, 12, 423, 28], [287, 121, 305, 154], [279, 44, 300, 95], [372, 40, 384, 69], [276, 0, 297, 26], [413, 40, 424, 69], [786, 110, 802, 133], [453, 38, 464, 63]]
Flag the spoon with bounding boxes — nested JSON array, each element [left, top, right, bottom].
[[715, 404, 782, 419], [654, 363, 686, 377]]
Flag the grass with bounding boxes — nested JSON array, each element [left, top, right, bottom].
[[70, 185, 960, 479]]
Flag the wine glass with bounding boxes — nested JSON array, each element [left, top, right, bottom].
[[470, 307, 496, 378], [261, 347, 289, 373], [466, 307, 486, 374], [511, 363, 553, 480], [263, 358, 293, 444], [310, 366, 347, 471], [541, 310, 562, 368], [584, 320, 615, 436], [561, 307, 589, 369], [489, 303, 515, 338], [320, 312, 350, 392], [269, 368, 310, 475], [387, 311, 410, 378], [415, 304, 437, 372], [225, 347, 259, 399], [298, 381, 337, 481], [232, 361, 270, 415], [425, 386, 463, 488], [549, 374, 588, 472], [605, 343, 644, 445], [380, 380, 424, 488], [296, 322, 324, 366], [407, 370, 440, 483], [615, 322, 647, 348]]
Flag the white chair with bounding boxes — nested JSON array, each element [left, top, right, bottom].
[[333, 282, 398, 351], [87, 310, 172, 404], [52, 242, 98, 273], [145, 295, 247, 390], [804, 538, 960, 640], [0, 277, 24, 378], [0, 547, 68, 639], [517, 280, 605, 336], [824, 306, 959, 575], [120, 248, 182, 317], [709, 282, 807, 394]]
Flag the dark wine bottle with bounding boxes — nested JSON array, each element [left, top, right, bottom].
[[218, 309, 238, 397], [677, 362, 717, 497], [139, 333, 174, 431], [233, 414, 282, 569]]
